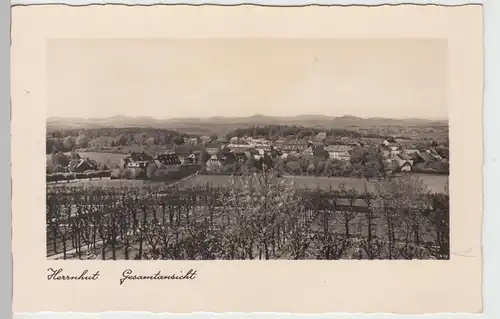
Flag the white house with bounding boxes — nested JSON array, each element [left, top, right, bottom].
[[229, 137, 239, 144], [325, 145, 353, 161], [205, 154, 222, 172]]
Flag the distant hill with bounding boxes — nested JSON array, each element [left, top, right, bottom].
[[47, 114, 448, 135]]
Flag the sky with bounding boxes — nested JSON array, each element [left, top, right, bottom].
[[47, 38, 448, 119]]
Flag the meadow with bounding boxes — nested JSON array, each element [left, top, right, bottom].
[[78, 152, 124, 164], [46, 172, 448, 194], [174, 173, 448, 193], [47, 178, 146, 189]]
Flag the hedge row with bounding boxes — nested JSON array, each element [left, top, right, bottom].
[[47, 170, 112, 183], [411, 167, 449, 175], [199, 171, 244, 176]]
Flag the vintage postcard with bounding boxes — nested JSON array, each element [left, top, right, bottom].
[[11, 3, 483, 314]]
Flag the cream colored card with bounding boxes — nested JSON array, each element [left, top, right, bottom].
[[11, 4, 483, 313]]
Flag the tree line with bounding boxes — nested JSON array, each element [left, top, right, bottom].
[[225, 125, 367, 140], [277, 149, 384, 179], [46, 127, 197, 154]]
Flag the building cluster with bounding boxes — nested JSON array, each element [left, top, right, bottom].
[[375, 137, 448, 175], [67, 157, 98, 173], [56, 132, 448, 176], [198, 133, 448, 174], [119, 150, 198, 171], [204, 135, 358, 163]]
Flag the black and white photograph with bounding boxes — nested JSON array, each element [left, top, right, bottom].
[[45, 38, 450, 261]]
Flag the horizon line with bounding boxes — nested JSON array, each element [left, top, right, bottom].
[[46, 114, 449, 121]]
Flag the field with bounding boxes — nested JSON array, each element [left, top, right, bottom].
[[175, 174, 448, 194], [47, 178, 147, 189], [47, 152, 124, 166], [46, 172, 448, 194], [78, 152, 124, 165]]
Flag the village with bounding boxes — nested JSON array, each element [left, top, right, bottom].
[[46, 130, 450, 260], [41, 35, 454, 262], [48, 130, 449, 182], [126, 133, 447, 177]]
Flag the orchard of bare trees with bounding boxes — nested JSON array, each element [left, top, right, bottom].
[[46, 173, 449, 260]]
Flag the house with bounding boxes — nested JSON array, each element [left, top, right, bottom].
[[227, 143, 250, 153], [400, 161, 413, 172], [174, 145, 193, 164], [412, 151, 434, 164], [346, 139, 363, 147], [254, 144, 271, 152], [315, 132, 327, 142], [205, 143, 221, 155], [403, 149, 420, 156], [312, 140, 325, 147], [120, 152, 154, 169], [390, 155, 414, 172], [397, 152, 413, 161], [154, 153, 182, 169], [381, 138, 398, 147], [68, 160, 80, 172], [229, 137, 239, 144], [176, 152, 192, 165], [325, 145, 353, 161], [274, 139, 286, 148], [427, 149, 443, 161], [389, 146, 401, 157], [249, 138, 269, 145], [325, 145, 353, 153], [126, 161, 151, 169], [205, 154, 222, 172], [281, 139, 308, 152], [187, 137, 198, 145], [183, 154, 197, 165], [336, 151, 351, 161], [68, 158, 98, 173], [199, 135, 213, 144], [191, 150, 205, 164], [395, 155, 413, 167], [131, 151, 154, 161]]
